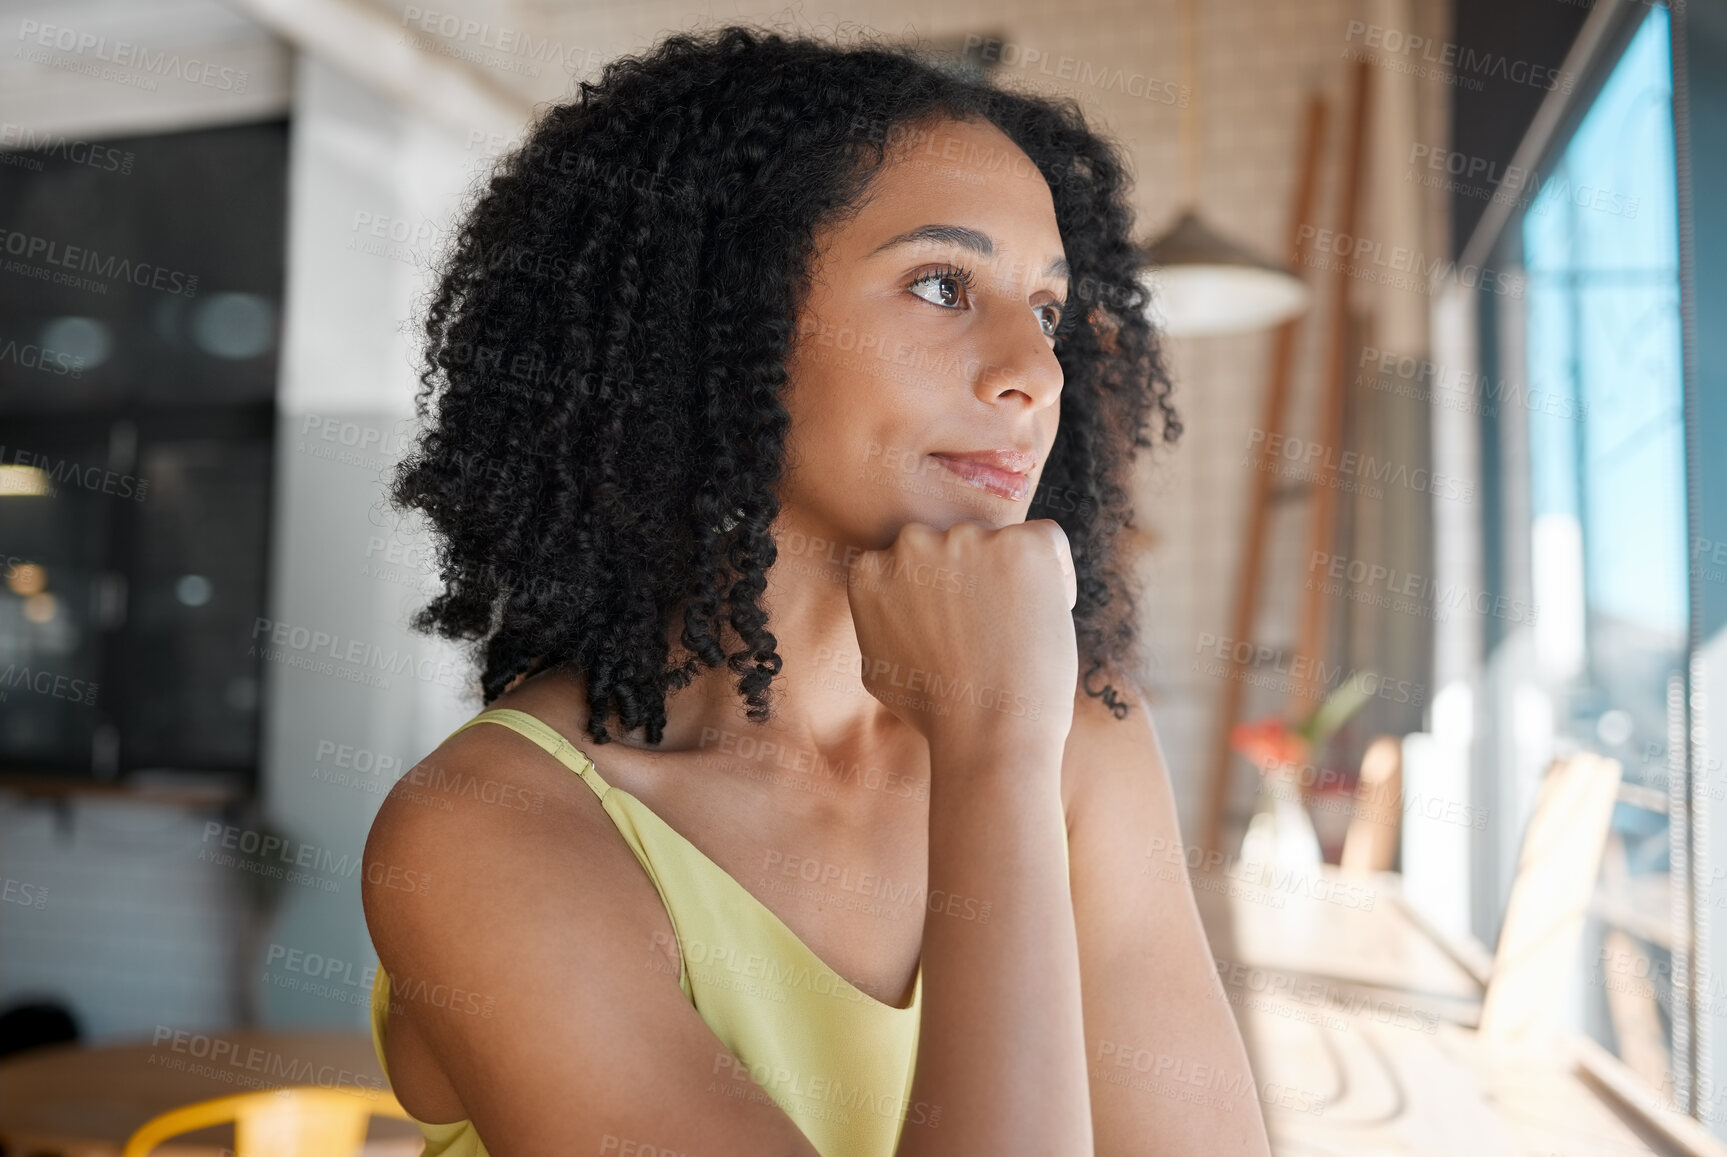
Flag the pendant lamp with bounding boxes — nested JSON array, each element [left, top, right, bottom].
[[1139, 0, 1312, 336]]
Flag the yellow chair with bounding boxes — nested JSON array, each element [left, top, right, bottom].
[[122, 1085, 414, 1157]]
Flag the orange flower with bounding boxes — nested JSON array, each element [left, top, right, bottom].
[[1229, 716, 1311, 773]]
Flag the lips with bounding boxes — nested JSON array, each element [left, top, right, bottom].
[[929, 449, 1036, 501]]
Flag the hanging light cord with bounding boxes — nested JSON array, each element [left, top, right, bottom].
[[1180, 0, 1200, 207]]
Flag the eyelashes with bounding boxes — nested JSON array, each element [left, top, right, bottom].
[[907, 263, 977, 308], [906, 262, 1072, 341]]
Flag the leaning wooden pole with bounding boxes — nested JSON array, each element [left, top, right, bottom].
[[1199, 93, 1330, 855], [1295, 58, 1372, 710]]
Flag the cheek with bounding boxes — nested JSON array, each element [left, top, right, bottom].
[[789, 385, 940, 503]]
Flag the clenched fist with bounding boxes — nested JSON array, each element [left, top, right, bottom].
[[843, 519, 1078, 757]]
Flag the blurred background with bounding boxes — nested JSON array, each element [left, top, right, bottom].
[[0, 0, 1721, 1153]]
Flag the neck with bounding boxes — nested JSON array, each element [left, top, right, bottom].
[[607, 510, 929, 809]]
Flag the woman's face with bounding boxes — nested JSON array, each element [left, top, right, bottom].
[[780, 115, 1068, 551]]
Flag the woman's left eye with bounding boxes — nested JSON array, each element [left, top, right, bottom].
[[1036, 303, 1065, 339]]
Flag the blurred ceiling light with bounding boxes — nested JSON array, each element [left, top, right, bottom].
[[0, 465, 51, 496], [1142, 211, 1314, 336], [6, 563, 46, 596], [40, 316, 112, 370], [1138, 0, 1311, 337], [175, 574, 213, 607], [191, 292, 277, 359], [23, 592, 57, 623]]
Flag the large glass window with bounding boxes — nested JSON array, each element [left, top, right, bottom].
[[1484, 1, 1687, 1091]]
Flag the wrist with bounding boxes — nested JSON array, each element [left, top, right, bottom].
[[925, 725, 1069, 780]]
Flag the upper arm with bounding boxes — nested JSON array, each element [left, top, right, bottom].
[[361, 730, 822, 1157], [1063, 671, 1273, 1157]]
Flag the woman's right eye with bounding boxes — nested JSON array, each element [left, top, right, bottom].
[[908, 265, 975, 310]]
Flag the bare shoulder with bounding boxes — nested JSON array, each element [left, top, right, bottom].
[[358, 708, 825, 1153], [361, 714, 664, 963]]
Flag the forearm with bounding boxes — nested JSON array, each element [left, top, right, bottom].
[[895, 735, 1092, 1157]]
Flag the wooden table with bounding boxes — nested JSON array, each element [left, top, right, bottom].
[[1193, 863, 1488, 1028], [1195, 864, 1726, 1157], [0, 1031, 421, 1157]]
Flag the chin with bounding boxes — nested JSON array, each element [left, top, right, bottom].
[[904, 499, 1020, 532]]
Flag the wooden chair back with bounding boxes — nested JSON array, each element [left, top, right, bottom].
[[1477, 751, 1624, 1043]]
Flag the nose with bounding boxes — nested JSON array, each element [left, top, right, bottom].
[[970, 307, 1063, 410]]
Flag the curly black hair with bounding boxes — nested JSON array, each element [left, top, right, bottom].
[[390, 23, 1181, 746]]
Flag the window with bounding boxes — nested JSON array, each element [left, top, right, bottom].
[[1521, 0, 1685, 1081], [1476, 0, 1691, 1105], [0, 121, 286, 782]]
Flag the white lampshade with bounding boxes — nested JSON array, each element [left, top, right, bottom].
[[1138, 210, 1312, 337]]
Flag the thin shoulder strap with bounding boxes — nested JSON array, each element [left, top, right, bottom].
[[453, 708, 612, 800]]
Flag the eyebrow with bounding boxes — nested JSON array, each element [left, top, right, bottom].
[[870, 224, 1070, 280]]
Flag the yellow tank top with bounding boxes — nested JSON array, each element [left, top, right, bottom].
[[369, 707, 929, 1157]]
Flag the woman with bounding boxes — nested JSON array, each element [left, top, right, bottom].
[[362, 24, 1269, 1157]]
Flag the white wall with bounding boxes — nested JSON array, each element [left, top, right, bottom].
[[255, 50, 478, 1027]]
